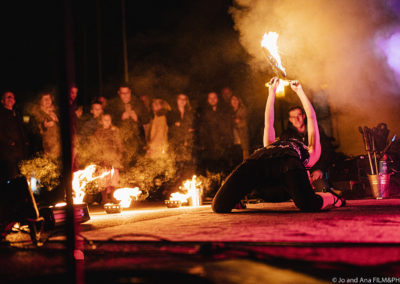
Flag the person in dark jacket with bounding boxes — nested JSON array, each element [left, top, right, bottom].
[[0, 91, 29, 182], [108, 83, 151, 168], [167, 93, 195, 179], [198, 92, 234, 175]]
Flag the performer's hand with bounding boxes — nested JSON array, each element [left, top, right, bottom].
[[122, 111, 130, 120], [268, 77, 279, 94], [290, 80, 303, 93], [130, 110, 138, 122]]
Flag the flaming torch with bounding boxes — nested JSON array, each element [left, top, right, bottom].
[[261, 32, 290, 96]]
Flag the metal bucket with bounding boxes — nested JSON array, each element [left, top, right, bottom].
[[368, 174, 390, 199]]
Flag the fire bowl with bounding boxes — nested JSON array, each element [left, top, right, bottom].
[[165, 200, 182, 208], [39, 203, 90, 231], [104, 203, 122, 214]]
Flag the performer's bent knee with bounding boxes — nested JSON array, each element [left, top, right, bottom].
[[211, 200, 233, 213]]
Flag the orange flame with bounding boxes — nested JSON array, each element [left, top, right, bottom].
[[113, 187, 142, 208], [265, 79, 290, 97], [261, 32, 286, 74], [72, 164, 111, 204], [169, 175, 201, 207]]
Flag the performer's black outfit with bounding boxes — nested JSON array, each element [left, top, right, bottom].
[[212, 138, 323, 213]]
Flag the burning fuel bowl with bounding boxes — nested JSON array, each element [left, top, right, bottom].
[[104, 203, 122, 214], [165, 200, 182, 208], [39, 203, 90, 231]]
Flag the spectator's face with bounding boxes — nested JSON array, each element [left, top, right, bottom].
[[91, 103, 103, 118], [98, 96, 107, 108], [118, 87, 131, 104], [207, 92, 218, 107], [152, 100, 162, 113], [230, 96, 239, 110], [177, 94, 187, 109], [102, 114, 112, 129], [41, 94, 53, 109], [69, 87, 78, 102], [1, 92, 16, 110], [289, 108, 306, 130], [140, 95, 150, 106], [221, 88, 232, 102]]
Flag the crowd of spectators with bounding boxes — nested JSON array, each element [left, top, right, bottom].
[[0, 84, 251, 203]]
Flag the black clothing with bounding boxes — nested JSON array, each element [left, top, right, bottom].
[[167, 109, 194, 162], [0, 107, 29, 181], [280, 123, 334, 173], [198, 105, 234, 174], [108, 97, 151, 167], [108, 96, 151, 128], [212, 139, 323, 213]]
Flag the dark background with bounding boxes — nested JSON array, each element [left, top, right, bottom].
[[1, 0, 273, 148], [1, 1, 265, 103]]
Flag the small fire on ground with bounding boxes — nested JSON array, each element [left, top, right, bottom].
[[166, 175, 202, 208], [55, 164, 141, 208]]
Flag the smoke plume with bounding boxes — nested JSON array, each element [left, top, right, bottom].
[[230, 0, 400, 155]]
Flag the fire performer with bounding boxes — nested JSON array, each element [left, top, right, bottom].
[[212, 77, 345, 213], [280, 106, 336, 191]]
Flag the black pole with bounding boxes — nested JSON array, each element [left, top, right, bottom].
[[60, 0, 84, 283]]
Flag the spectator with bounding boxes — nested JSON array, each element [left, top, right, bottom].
[[93, 113, 123, 203], [220, 87, 234, 113], [98, 96, 108, 111], [230, 95, 250, 165], [0, 91, 29, 182], [69, 85, 80, 170], [198, 92, 234, 175], [139, 94, 152, 113], [108, 83, 151, 167], [146, 98, 170, 160], [167, 93, 195, 178], [31, 92, 60, 159], [77, 100, 104, 167], [80, 100, 104, 140]]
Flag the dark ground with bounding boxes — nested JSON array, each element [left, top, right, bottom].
[[1, 197, 400, 283]]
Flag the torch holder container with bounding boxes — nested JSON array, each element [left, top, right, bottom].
[[39, 203, 90, 231], [368, 174, 390, 199]]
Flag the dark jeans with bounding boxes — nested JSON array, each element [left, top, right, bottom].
[[212, 156, 323, 213]]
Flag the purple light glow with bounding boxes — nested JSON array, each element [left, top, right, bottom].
[[376, 31, 400, 86]]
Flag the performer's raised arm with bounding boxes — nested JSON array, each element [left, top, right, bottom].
[[290, 80, 321, 167], [263, 77, 279, 147]]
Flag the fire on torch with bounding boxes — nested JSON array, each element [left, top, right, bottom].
[[261, 32, 291, 96]]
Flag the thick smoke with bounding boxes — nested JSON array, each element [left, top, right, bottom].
[[230, 0, 400, 155]]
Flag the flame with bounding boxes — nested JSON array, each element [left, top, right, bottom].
[[72, 164, 111, 204], [168, 175, 202, 207], [113, 187, 142, 208], [169, 192, 188, 203], [261, 32, 286, 75], [265, 79, 290, 97]]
